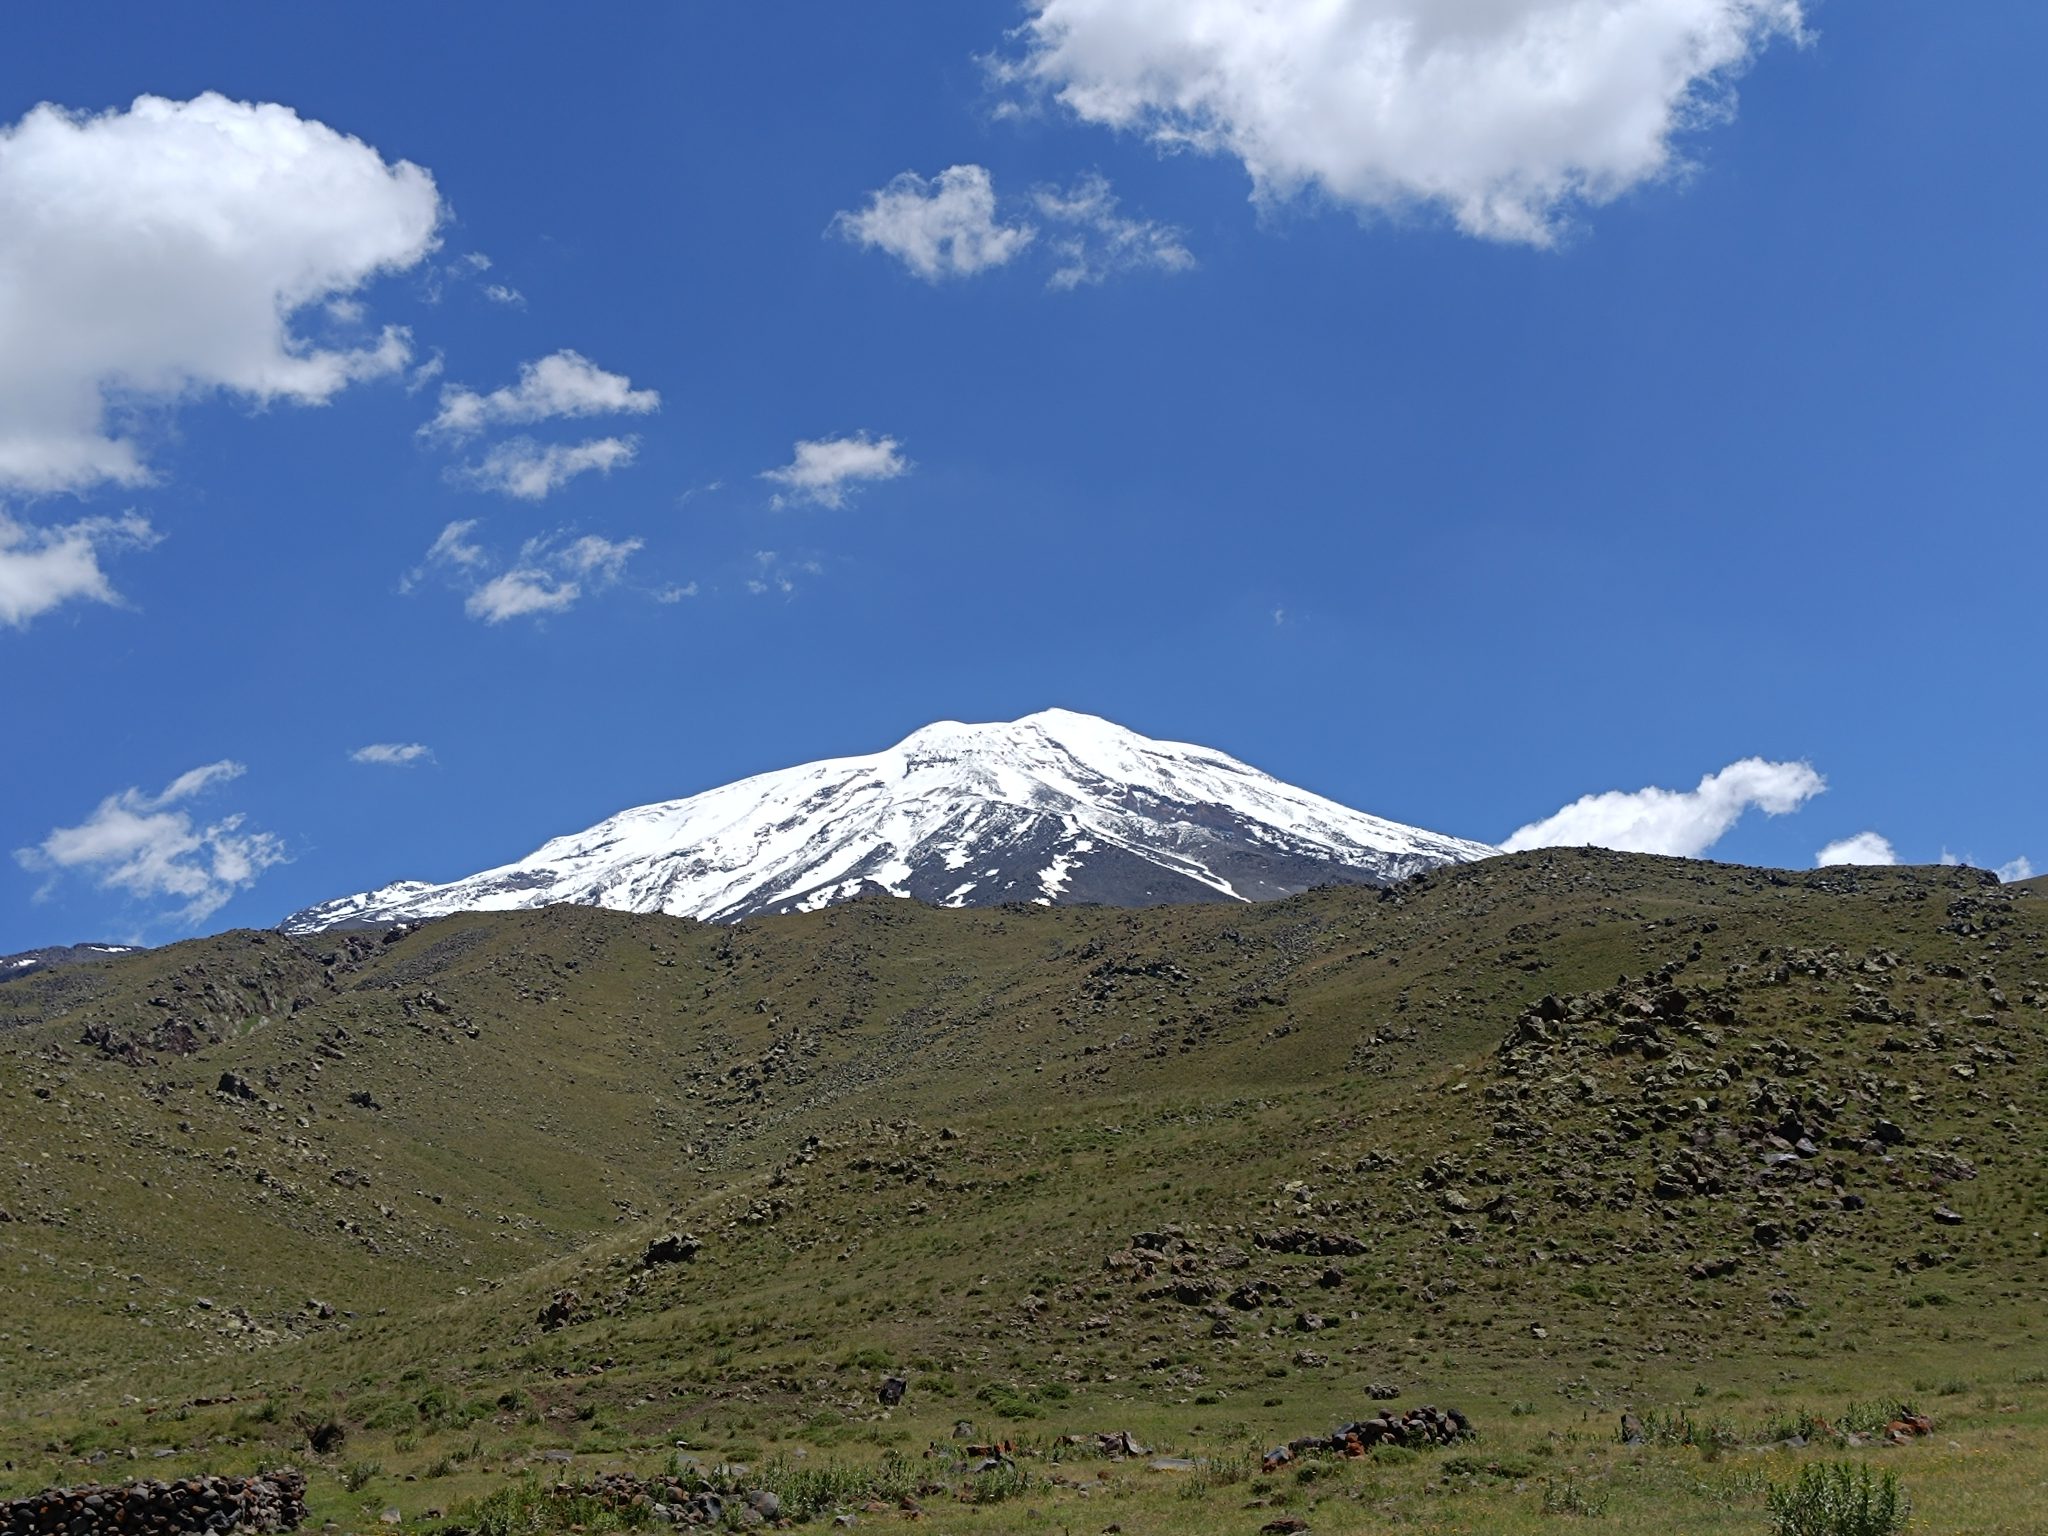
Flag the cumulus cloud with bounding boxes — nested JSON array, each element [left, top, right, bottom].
[[350, 742, 433, 767], [0, 510, 159, 628], [15, 759, 285, 927], [833, 165, 1036, 280], [1816, 831, 1897, 867], [456, 436, 638, 500], [0, 93, 441, 493], [409, 519, 643, 624], [762, 434, 909, 509], [426, 350, 658, 439], [998, 0, 1806, 246], [1033, 173, 1195, 288], [1502, 758, 1825, 857]]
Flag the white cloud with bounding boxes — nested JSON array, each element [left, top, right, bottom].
[[833, 165, 1036, 280], [745, 550, 822, 598], [0, 93, 441, 493], [655, 582, 699, 603], [482, 283, 526, 307], [1033, 173, 1195, 288], [999, 0, 1806, 246], [425, 518, 486, 569], [15, 759, 285, 927], [0, 510, 159, 628], [350, 742, 433, 767], [1502, 757, 1825, 857], [467, 569, 581, 623], [1816, 831, 1897, 867], [411, 520, 643, 624], [1942, 849, 2035, 883], [426, 350, 658, 439], [456, 435, 638, 500], [762, 433, 909, 509]]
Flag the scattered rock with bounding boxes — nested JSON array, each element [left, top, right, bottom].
[[642, 1232, 703, 1268], [537, 1289, 582, 1331]]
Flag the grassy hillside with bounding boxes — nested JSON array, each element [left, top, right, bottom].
[[2, 850, 2043, 1533]]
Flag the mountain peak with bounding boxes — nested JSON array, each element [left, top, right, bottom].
[[283, 712, 1495, 932]]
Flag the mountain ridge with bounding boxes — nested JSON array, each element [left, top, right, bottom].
[[284, 708, 1494, 932]]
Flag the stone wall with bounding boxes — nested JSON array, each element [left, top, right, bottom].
[[0, 1470, 306, 1535]]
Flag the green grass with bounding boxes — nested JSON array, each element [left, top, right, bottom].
[[1, 851, 2043, 1532]]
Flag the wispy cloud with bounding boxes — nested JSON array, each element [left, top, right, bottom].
[[1502, 758, 1825, 857], [456, 435, 638, 500], [0, 511, 159, 628], [762, 433, 909, 509], [15, 759, 285, 927], [835, 164, 1187, 290], [1033, 173, 1194, 289], [745, 550, 822, 598], [350, 742, 434, 767], [408, 519, 644, 624]]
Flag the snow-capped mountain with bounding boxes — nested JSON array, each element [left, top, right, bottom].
[[282, 709, 1495, 932]]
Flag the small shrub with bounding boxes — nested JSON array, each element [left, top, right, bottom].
[[964, 1459, 1031, 1504], [339, 1460, 382, 1492], [1540, 1472, 1606, 1517], [1767, 1462, 1907, 1536]]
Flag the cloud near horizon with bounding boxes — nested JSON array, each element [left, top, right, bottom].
[[14, 760, 285, 927], [0, 93, 441, 495], [1502, 757, 1825, 857], [1816, 831, 1897, 867], [999, 0, 1806, 246]]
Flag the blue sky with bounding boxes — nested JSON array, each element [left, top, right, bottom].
[[2, 1, 2041, 949]]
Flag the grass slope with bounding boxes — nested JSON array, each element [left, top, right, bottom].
[[2, 850, 2043, 1533]]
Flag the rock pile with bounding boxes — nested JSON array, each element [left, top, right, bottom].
[[0, 1471, 306, 1535], [1262, 1406, 1472, 1470], [550, 1474, 783, 1528]]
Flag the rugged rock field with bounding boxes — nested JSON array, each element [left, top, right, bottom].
[[2, 850, 2043, 1533]]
